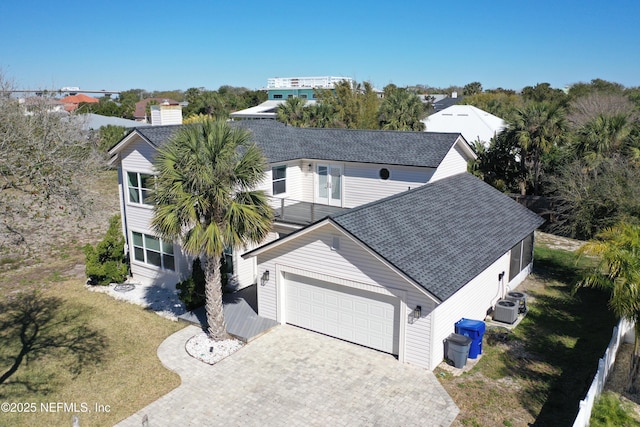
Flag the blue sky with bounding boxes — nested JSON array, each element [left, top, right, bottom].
[[1, 0, 639, 93]]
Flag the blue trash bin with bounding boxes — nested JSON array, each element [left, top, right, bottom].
[[455, 318, 486, 359]]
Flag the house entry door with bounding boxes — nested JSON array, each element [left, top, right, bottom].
[[317, 165, 342, 206]]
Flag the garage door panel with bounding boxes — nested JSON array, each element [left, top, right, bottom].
[[284, 273, 399, 355]]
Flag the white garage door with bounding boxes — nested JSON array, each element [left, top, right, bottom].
[[284, 273, 400, 354]]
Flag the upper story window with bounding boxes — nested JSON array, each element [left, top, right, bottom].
[[287, 94, 294, 99], [300, 94, 308, 99], [273, 94, 283, 99], [127, 172, 154, 205], [272, 165, 286, 195], [131, 231, 175, 271]]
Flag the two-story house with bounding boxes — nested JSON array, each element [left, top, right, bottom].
[[108, 120, 543, 370]]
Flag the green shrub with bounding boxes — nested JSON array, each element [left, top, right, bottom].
[[176, 258, 206, 310], [84, 215, 128, 285], [176, 257, 230, 310]]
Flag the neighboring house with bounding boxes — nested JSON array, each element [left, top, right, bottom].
[[81, 113, 151, 130], [422, 105, 507, 148], [134, 98, 179, 122], [432, 92, 463, 112], [231, 76, 350, 120], [19, 97, 66, 115], [108, 120, 543, 370], [60, 94, 99, 112]]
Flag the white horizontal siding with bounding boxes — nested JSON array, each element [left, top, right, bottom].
[[429, 252, 511, 370], [255, 223, 437, 369], [430, 142, 470, 182], [233, 232, 279, 290], [341, 163, 434, 208], [120, 139, 157, 174]]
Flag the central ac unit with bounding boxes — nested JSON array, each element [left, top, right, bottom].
[[506, 291, 528, 313], [493, 299, 519, 324]]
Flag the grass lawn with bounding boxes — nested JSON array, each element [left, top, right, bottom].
[[437, 236, 619, 427], [0, 170, 185, 427]]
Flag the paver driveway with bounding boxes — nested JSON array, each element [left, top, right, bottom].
[[116, 325, 458, 427]]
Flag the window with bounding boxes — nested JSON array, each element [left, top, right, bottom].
[[273, 94, 283, 99], [223, 246, 233, 275], [272, 165, 286, 195], [287, 94, 294, 99], [379, 168, 390, 180], [509, 233, 534, 281], [131, 232, 175, 271], [300, 94, 308, 99], [127, 172, 154, 205]]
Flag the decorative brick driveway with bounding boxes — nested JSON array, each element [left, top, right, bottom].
[[116, 325, 458, 426]]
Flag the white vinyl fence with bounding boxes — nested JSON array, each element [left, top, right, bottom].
[[572, 318, 634, 427]]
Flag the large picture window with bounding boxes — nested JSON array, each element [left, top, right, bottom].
[[509, 233, 534, 281], [131, 232, 175, 271], [272, 165, 286, 195], [127, 172, 154, 205]]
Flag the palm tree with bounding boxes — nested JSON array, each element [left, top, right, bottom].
[[575, 113, 632, 167], [379, 86, 426, 131], [151, 119, 273, 340], [276, 97, 307, 127], [577, 222, 640, 392], [504, 101, 566, 195]]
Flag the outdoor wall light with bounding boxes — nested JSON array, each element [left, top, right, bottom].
[[412, 305, 422, 321], [261, 270, 270, 286]]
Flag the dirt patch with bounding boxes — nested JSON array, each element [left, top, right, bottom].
[[536, 231, 584, 252]]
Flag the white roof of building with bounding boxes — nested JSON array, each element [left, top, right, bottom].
[[229, 100, 316, 120], [422, 105, 507, 147]]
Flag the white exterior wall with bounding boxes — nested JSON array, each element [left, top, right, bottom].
[[254, 223, 438, 369], [428, 252, 511, 370], [120, 138, 190, 287], [430, 141, 471, 182], [232, 232, 279, 290], [341, 163, 434, 208]]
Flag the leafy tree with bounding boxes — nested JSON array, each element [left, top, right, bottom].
[[521, 83, 567, 106], [151, 119, 273, 340], [548, 156, 640, 239], [316, 80, 380, 129], [378, 86, 426, 131], [461, 92, 523, 123], [97, 125, 128, 152], [463, 81, 483, 96], [0, 72, 101, 254], [568, 78, 625, 99], [469, 136, 521, 193], [576, 222, 640, 392]]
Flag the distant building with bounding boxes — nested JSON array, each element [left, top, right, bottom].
[[231, 76, 352, 120], [60, 94, 99, 112], [422, 105, 507, 148], [134, 98, 180, 122]]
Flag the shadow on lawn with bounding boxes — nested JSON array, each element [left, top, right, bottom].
[[0, 289, 108, 397], [501, 249, 616, 426]]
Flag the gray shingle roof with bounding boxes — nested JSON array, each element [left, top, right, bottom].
[[331, 173, 544, 302], [130, 121, 463, 168]]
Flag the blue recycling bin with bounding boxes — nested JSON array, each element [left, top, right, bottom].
[[455, 318, 486, 359]]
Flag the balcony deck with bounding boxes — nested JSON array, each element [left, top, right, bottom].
[[269, 198, 349, 225]]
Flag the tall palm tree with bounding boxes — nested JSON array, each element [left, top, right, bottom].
[[575, 113, 632, 167], [151, 119, 273, 340], [577, 222, 640, 392], [505, 101, 566, 195]]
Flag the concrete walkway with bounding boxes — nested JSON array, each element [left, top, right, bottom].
[[116, 325, 459, 427]]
